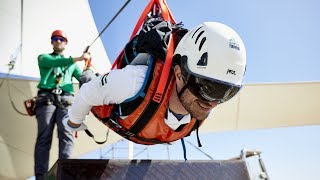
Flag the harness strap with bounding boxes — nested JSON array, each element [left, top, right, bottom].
[[153, 36, 175, 103], [195, 120, 202, 147], [129, 69, 174, 135], [97, 111, 189, 145], [176, 80, 190, 99], [156, 0, 176, 23], [84, 129, 109, 145], [181, 138, 188, 161], [118, 57, 156, 116]]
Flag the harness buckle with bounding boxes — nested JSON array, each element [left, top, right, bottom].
[[52, 88, 62, 95], [123, 131, 135, 137], [108, 118, 135, 137]]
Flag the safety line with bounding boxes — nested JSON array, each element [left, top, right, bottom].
[[88, 0, 132, 48]]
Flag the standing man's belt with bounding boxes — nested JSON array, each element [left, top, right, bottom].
[[38, 88, 73, 96]]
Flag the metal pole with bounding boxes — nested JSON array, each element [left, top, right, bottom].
[[128, 141, 134, 159], [20, 0, 23, 73]]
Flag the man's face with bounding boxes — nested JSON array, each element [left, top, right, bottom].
[[51, 36, 67, 52], [175, 65, 219, 120], [179, 87, 218, 120]]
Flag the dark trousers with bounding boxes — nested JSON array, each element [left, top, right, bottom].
[[34, 93, 74, 180]]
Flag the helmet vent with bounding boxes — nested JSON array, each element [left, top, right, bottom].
[[195, 30, 204, 44], [199, 37, 206, 51], [192, 26, 203, 38]]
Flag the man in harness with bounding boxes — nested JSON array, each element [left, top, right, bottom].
[[34, 30, 91, 179], [64, 22, 246, 146]]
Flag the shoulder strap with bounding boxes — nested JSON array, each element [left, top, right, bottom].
[[117, 56, 156, 116]]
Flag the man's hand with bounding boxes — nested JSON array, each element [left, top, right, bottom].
[[62, 115, 88, 131], [81, 52, 91, 61], [72, 52, 91, 62]]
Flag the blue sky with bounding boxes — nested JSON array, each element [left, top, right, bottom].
[[86, 0, 320, 179]]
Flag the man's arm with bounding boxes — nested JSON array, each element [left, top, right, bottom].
[[72, 65, 83, 82], [38, 54, 73, 67], [38, 53, 90, 68], [66, 65, 149, 129]]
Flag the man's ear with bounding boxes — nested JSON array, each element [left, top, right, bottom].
[[174, 65, 183, 81]]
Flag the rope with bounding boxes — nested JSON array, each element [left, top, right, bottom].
[[0, 70, 10, 89], [82, 0, 132, 70], [186, 139, 214, 160], [3, 58, 29, 117], [88, 0, 132, 48], [84, 127, 110, 144], [7, 77, 29, 116], [1, 43, 29, 116]]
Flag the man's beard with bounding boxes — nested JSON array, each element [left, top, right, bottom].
[[53, 46, 65, 53], [179, 90, 210, 120]]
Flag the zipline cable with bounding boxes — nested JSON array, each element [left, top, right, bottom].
[[88, 0, 132, 49], [82, 0, 132, 69]]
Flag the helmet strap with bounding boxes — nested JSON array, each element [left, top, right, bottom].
[[176, 81, 190, 99]]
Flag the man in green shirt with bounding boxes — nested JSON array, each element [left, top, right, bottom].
[[34, 30, 91, 180]]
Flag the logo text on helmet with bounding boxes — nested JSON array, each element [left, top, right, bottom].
[[227, 69, 236, 75], [229, 38, 240, 51]]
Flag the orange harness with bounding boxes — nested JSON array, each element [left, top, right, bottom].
[[91, 60, 202, 145], [91, 0, 203, 145]]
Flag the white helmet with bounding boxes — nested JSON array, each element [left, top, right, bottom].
[[174, 22, 246, 103]]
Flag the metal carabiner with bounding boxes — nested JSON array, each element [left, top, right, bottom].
[[52, 88, 62, 95]]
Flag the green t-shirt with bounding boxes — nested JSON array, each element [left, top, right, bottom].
[[37, 53, 82, 93]]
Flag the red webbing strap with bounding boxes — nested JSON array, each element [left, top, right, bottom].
[[165, 1, 176, 23], [111, 49, 124, 69], [152, 35, 175, 103], [129, 0, 156, 39], [152, 0, 176, 103], [155, 0, 176, 23]]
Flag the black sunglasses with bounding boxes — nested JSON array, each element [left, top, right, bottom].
[[185, 74, 241, 103], [51, 36, 66, 42]]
